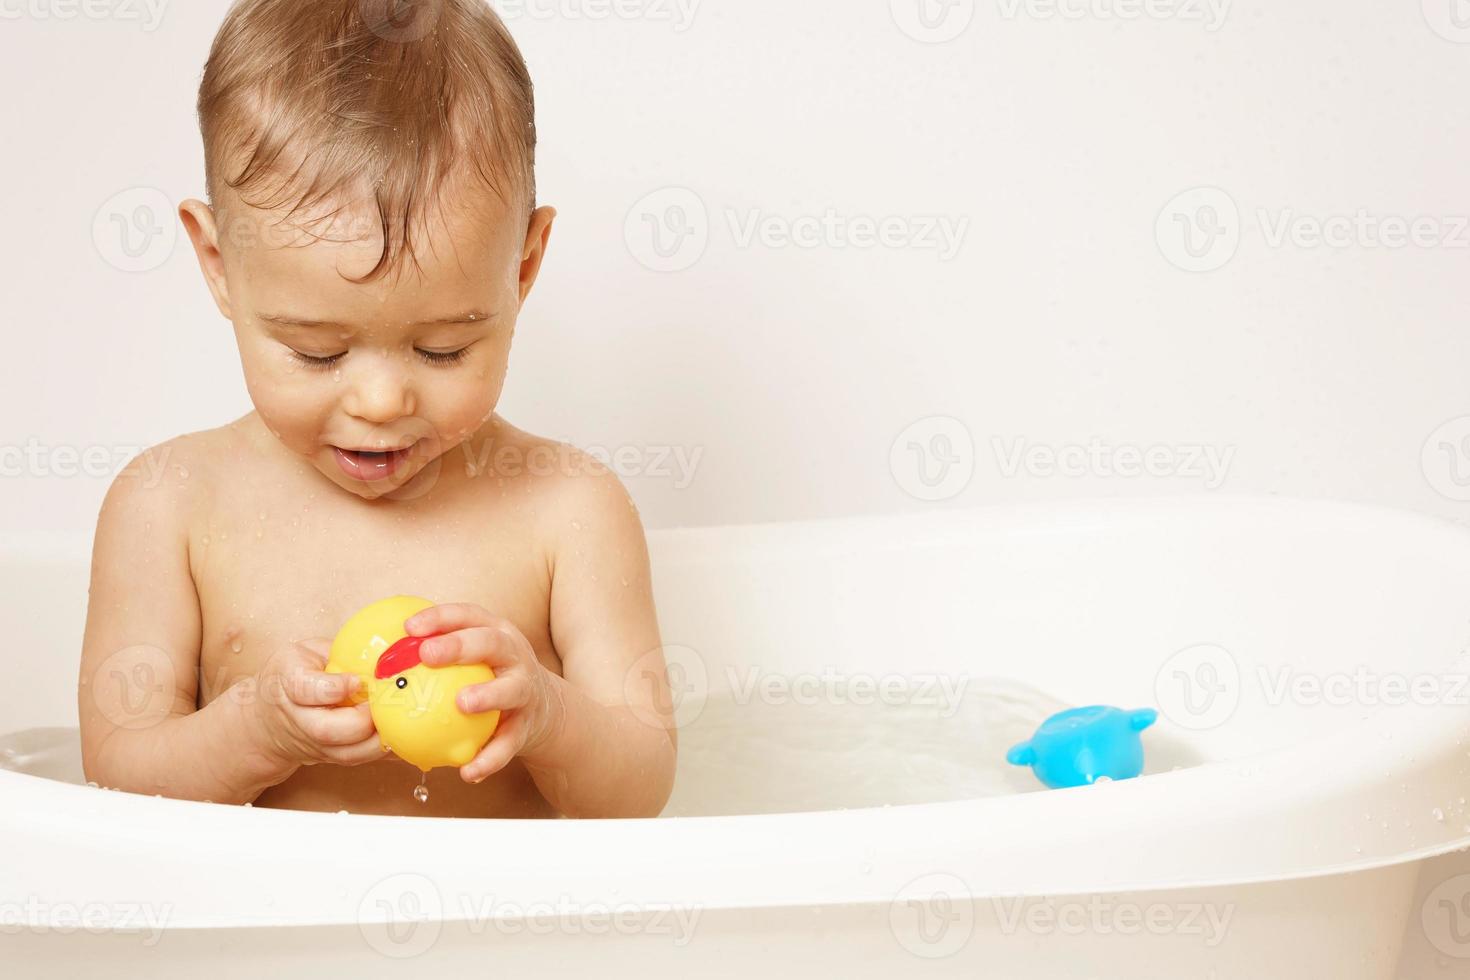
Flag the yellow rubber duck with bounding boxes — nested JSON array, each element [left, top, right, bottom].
[[325, 595, 499, 771]]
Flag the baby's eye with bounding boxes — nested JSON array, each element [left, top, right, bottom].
[[416, 347, 472, 366], [289, 349, 346, 369]]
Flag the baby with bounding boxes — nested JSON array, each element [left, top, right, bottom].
[[77, 0, 676, 818]]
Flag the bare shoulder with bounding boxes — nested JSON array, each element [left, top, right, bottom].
[[486, 421, 647, 549], [98, 417, 258, 554]]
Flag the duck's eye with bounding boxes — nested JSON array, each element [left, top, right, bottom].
[[395, 677, 408, 689]]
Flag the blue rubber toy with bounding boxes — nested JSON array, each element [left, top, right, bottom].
[[1006, 706, 1158, 789]]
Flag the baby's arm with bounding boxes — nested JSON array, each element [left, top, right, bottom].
[[78, 446, 380, 803], [406, 463, 677, 817], [526, 468, 677, 816]]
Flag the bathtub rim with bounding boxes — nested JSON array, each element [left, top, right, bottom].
[[7, 494, 1470, 928]]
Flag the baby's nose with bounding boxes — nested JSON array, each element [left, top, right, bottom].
[[342, 355, 417, 423]]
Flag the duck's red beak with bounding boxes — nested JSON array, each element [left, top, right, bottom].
[[375, 634, 429, 679]]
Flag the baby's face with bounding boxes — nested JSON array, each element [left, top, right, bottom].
[[181, 185, 553, 502]]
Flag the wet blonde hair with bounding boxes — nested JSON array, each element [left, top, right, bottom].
[[197, 0, 537, 282]]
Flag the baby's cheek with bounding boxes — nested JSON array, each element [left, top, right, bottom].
[[442, 369, 505, 437], [248, 377, 333, 450]]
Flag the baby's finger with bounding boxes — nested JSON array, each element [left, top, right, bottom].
[[455, 674, 530, 714], [320, 734, 393, 768], [287, 668, 359, 707], [404, 603, 500, 637], [460, 711, 526, 783], [420, 627, 522, 670], [300, 702, 377, 746]]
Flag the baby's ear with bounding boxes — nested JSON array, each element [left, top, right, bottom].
[[178, 199, 233, 320], [517, 205, 556, 306]]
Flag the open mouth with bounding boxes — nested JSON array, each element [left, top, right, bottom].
[[331, 443, 418, 482]]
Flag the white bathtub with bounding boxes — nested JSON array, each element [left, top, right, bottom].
[[4, 497, 1470, 977]]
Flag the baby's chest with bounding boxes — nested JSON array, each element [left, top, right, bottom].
[[190, 495, 555, 703]]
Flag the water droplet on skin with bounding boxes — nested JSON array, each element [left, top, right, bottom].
[[201, 536, 211, 547], [1434, 808, 1446, 821], [226, 626, 244, 654]]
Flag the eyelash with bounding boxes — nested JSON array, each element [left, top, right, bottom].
[[288, 348, 472, 370]]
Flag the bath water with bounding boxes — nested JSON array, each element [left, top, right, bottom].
[[1, 679, 1184, 816], [662, 678, 1068, 816]]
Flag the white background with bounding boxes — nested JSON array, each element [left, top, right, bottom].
[[1, 0, 1469, 550], [2, 0, 1469, 974]]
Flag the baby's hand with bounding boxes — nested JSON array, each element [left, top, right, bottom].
[[248, 640, 388, 769], [404, 604, 563, 784]]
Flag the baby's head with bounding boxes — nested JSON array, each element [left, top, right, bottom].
[[180, 0, 554, 501]]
